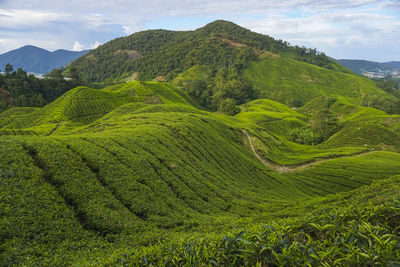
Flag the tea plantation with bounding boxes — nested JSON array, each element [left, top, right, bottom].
[[1, 81, 400, 265]]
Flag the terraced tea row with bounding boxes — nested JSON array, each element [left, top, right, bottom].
[[1, 81, 400, 265]]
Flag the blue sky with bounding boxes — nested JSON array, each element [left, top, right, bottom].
[[0, 0, 399, 61]]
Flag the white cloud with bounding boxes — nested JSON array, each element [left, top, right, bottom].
[[378, 1, 400, 9], [0, 9, 70, 28], [90, 40, 100, 49], [0, 38, 59, 52], [0, 0, 399, 60], [1, 0, 381, 16], [72, 41, 85, 51], [122, 25, 135, 35], [233, 6, 400, 61]]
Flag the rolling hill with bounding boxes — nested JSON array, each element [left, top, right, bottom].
[[0, 45, 89, 74], [68, 20, 400, 114], [68, 20, 345, 82], [1, 80, 400, 265], [243, 55, 399, 112], [1, 20, 400, 266]]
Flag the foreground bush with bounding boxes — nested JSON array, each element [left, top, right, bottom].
[[115, 197, 400, 266]]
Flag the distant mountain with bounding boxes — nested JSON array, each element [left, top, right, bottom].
[[0, 45, 89, 74], [336, 59, 400, 78], [386, 61, 400, 69]]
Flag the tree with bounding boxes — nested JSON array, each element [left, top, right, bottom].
[[5, 63, 13, 74], [288, 127, 322, 145], [46, 69, 65, 81], [311, 111, 338, 140], [69, 66, 82, 85], [292, 99, 304, 108], [15, 68, 27, 81], [0, 66, 75, 112], [219, 98, 240, 116]]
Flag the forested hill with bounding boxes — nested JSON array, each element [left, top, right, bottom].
[[67, 20, 400, 113], [68, 20, 348, 83], [0, 45, 89, 74], [2, 20, 400, 266]]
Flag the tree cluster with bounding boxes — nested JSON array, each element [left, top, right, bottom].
[[177, 66, 257, 112], [68, 21, 340, 83], [374, 78, 400, 98], [0, 64, 76, 112]]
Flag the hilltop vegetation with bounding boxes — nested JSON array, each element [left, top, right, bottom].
[[374, 78, 400, 98], [244, 56, 400, 113], [1, 80, 400, 265], [1, 20, 400, 266], [69, 20, 340, 83], [0, 65, 76, 112], [66, 20, 392, 113]]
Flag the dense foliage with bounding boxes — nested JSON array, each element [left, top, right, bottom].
[[288, 126, 322, 145], [219, 98, 240, 116], [65, 20, 399, 115], [374, 78, 400, 98], [244, 56, 400, 113], [0, 64, 76, 112], [2, 25, 400, 263], [1, 81, 400, 265], [113, 179, 400, 266], [174, 66, 257, 111], [68, 20, 343, 84]]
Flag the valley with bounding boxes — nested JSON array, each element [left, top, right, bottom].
[[0, 20, 399, 266]]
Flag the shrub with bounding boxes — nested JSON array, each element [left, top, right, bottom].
[[219, 98, 240, 116]]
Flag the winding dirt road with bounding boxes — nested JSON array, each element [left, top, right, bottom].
[[242, 130, 377, 173]]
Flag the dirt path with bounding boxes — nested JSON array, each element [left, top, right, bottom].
[[242, 130, 377, 173], [48, 123, 63, 136]]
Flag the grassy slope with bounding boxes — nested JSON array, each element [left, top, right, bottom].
[[234, 96, 400, 167], [1, 82, 400, 265], [68, 20, 342, 83], [244, 56, 399, 112], [107, 176, 400, 266], [299, 95, 400, 150], [0, 81, 193, 135]]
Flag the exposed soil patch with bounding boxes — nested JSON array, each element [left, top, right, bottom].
[[114, 50, 141, 60]]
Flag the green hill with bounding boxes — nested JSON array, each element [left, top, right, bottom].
[[244, 56, 400, 112], [65, 20, 400, 114], [0, 81, 193, 135], [1, 81, 400, 265], [2, 19, 400, 267], [69, 20, 341, 82]]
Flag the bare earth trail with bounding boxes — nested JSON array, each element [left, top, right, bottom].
[[242, 130, 378, 173], [48, 123, 62, 136]]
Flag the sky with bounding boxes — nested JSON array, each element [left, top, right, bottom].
[[0, 0, 399, 62]]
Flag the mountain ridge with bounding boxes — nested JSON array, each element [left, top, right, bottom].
[[0, 45, 89, 74], [1, 20, 400, 266], [67, 20, 400, 113], [69, 20, 345, 82], [336, 58, 400, 78]]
